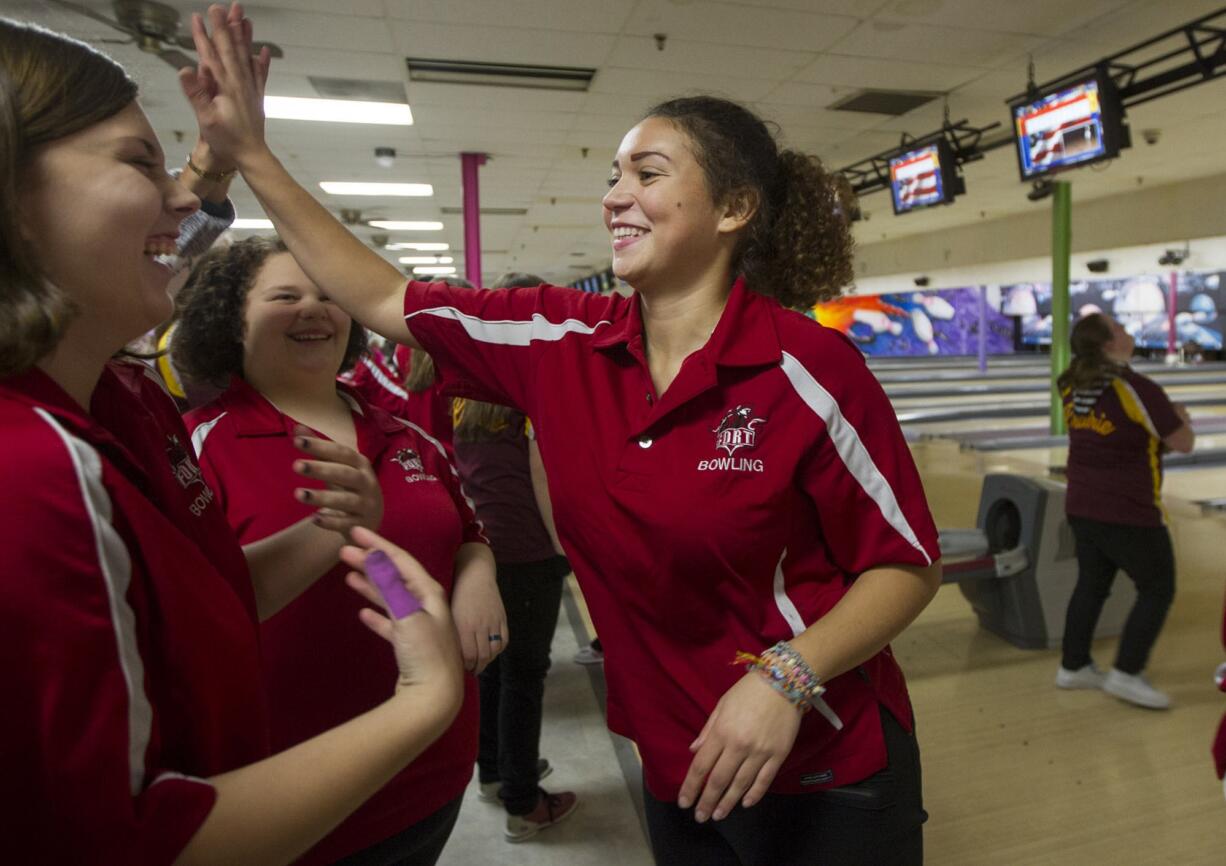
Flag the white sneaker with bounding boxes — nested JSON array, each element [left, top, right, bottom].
[[1103, 669, 1171, 710], [572, 645, 604, 665], [1055, 663, 1106, 690]]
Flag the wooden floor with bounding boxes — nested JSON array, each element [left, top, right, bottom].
[[907, 440, 1226, 865]]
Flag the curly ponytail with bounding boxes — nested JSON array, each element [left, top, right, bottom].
[[645, 96, 855, 309]]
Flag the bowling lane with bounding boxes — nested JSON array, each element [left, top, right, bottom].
[[890, 380, 1226, 411]]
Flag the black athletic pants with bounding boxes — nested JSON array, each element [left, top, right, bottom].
[[643, 707, 926, 866], [476, 557, 566, 815], [1061, 516, 1176, 676]]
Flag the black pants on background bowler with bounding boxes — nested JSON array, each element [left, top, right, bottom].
[[477, 557, 567, 815], [644, 706, 926, 866], [1061, 516, 1176, 675]]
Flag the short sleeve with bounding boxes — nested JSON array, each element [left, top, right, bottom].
[[0, 437, 216, 864], [402, 280, 616, 420], [1128, 372, 1183, 439], [791, 349, 940, 574]]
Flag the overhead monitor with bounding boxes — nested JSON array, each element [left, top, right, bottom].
[[1010, 72, 1129, 180], [888, 140, 961, 215]]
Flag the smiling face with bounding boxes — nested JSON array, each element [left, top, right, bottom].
[[241, 252, 353, 383], [602, 117, 746, 294], [17, 101, 199, 349]]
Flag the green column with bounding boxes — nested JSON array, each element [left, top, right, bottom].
[[1050, 181, 1072, 435]]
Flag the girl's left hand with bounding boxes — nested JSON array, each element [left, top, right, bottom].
[[677, 673, 803, 822], [450, 570, 508, 675]]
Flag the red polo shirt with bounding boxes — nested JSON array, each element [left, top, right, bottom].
[[1062, 368, 1183, 527], [0, 366, 267, 864], [185, 379, 483, 865], [402, 277, 940, 799], [346, 350, 410, 419]]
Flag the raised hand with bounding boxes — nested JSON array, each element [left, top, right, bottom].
[[292, 426, 384, 540], [179, 3, 272, 167]]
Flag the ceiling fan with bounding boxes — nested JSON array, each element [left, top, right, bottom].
[[49, 0, 284, 70]]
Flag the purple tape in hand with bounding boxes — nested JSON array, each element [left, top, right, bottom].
[[365, 550, 423, 619]]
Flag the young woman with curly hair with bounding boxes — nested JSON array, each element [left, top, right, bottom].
[[174, 236, 504, 866], [0, 10, 463, 865], [192, 8, 941, 861]]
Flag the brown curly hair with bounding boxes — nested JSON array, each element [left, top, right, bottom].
[[0, 20, 137, 375], [172, 236, 366, 387], [645, 96, 855, 309]]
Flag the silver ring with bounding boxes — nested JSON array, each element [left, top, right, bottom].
[[488, 634, 503, 642]]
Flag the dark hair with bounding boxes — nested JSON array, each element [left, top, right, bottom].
[[172, 236, 366, 387], [1057, 313, 1123, 392], [403, 275, 475, 393], [0, 20, 138, 375], [453, 272, 544, 442], [644, 96, 855, 309]]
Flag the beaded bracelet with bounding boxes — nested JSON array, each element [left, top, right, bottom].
[[733, 640, 826, 713]]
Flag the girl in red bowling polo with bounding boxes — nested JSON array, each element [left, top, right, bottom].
[[191, 9, 942, 862], [174, 238, 504, 866], [0, 14, 462, 865]]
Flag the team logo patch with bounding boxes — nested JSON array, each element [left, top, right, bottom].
[[390, 448, 424, 472], [697, 405, 767, 473], [166, 434, 204, 489], [713, 405, 765, 456]]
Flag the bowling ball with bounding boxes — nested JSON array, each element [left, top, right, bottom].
[[1190, 293, 1217, 319]]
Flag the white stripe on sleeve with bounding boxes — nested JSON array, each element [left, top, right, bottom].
[[780, 352, 932, 565], [771, 549, 843, 730], [406, 306, 611, 347], [35, 408, 151, 796], [396, 418, 487, 541], [360, 356, 408, 400]]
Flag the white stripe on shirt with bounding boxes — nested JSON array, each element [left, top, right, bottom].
[[360, 355, 408, 400], [35, 408, 151, 796], [190, 412, 227, 458], [406, 306, 612, 346], [771, 549, 843, 730], [779, 352, 932, 565]]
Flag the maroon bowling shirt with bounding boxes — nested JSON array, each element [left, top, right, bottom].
[[452, 407, 558, 565], [0, 366, 267, 864], [346, 349, 410, 418], [1062, 367, 1183, 527], [185, 378, 484, 865], [402, 277, 940, 798]]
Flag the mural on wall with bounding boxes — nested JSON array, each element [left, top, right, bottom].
[[811, 287, 1015, 356], [1003, 271, 1224, 351]]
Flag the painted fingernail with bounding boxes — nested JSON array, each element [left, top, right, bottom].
[[296, 437, 309, 448], [297, 489, 312, 502], [295, 461, 309, 475]]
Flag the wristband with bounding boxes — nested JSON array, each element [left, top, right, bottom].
[[185, 154, 237, 184], [734, 640, 826, 713], [364, 550, 422, 619]]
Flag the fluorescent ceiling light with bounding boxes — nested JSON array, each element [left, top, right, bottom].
[[369, 220, 444, 231], [387, 242, 450, 251], [413, 266, 457, 275], [398, 256, 454, 265], [320, 182, 433, 197], [265, 95, 413, 125], [231, 218, 274, 229]]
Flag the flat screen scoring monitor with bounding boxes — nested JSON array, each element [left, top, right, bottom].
[[1012, 75, 1126, 179], [889, 142, 955, 215]]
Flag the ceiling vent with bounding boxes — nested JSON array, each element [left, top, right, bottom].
[[309, 76, 408, 103], [439, 206, 529, 216], [406, 58, 596, 92], [828, 89, 942, 116]]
